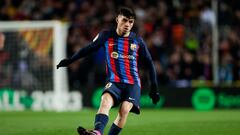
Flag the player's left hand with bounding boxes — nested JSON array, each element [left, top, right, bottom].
[[149, 90, 160, 105]]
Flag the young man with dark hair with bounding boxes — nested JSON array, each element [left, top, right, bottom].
[[57, 7, 160, 135]]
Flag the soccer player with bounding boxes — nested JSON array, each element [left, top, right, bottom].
[[57, 7, 160, 135]]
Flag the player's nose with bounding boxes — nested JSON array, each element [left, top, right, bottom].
[[125, 21, 131, 27]]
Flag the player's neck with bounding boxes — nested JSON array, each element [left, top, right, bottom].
[[116, 29, 130, 37]]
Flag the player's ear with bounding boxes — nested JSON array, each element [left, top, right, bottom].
[[116, 17, 118, 23]]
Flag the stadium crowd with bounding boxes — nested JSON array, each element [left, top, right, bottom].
[[0, 0, 240, 88]]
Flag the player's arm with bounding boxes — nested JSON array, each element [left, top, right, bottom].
[[57, 32, 105, 69], [138, 37, 160, 105]]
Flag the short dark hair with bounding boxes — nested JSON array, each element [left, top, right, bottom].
[[117, 7, 136, 19]]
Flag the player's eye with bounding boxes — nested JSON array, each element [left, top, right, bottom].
[[122, 18, 127, 22], [129, 20, 134, 24]]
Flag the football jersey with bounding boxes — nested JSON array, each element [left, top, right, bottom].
[[70, 29, 157, 88]]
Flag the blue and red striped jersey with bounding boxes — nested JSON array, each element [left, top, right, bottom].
[[70, 29, 157, 88]]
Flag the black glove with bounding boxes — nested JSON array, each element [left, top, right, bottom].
[[149, 89, 160, 105], [56, 59, 72, 69]]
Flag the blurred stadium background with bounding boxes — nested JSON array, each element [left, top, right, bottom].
[[0, 0, 240, 135]]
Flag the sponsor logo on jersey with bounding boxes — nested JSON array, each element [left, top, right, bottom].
[[111, 52, 119, 59], [111, 52, 135, 60], [119, 54, 135, 60], [130, 43, 137, 50]]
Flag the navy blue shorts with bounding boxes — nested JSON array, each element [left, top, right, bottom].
[[102, 82, 141, 114]]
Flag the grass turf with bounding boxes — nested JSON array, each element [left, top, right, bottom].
[[0, 109, 240, 135]]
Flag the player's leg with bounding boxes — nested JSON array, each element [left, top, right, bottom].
[[108, 101, 133, 135], [94, 92, 114, 134], [114, 101, 133, 127], [108, 83, 141, 135], [97, 92, 114, 114], [78, 82, 122, 135], [77, 93, 114, 135]]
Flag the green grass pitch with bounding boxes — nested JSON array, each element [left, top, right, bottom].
[[1, 109, 240, 135]]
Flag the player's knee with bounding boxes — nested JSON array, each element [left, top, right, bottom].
[[100, 93, 113, 109], [119, 108, 130, 117], [101, 100, 111, 109], [120, 102, 133, 116]]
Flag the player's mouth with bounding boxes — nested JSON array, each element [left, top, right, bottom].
[[124, 27, 129, 31]]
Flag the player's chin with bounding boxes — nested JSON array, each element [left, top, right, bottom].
[[122, 29, 130, 34]]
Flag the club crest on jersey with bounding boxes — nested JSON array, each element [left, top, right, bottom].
[[111, 52, 119, 59], [105, 82, 112, 89], [130, 43, 137, 51]]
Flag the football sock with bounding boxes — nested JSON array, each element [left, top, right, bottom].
[[94, 113, 109, 134], [108, 123, 122, 135]]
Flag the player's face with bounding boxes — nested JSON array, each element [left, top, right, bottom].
[[116, 15, 134, 36]]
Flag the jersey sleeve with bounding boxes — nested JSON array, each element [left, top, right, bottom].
[[138, 37, 158, 90], [69, 31, 107, 63]]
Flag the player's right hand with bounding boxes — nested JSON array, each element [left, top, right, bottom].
[[56, 59, 71, 69]]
